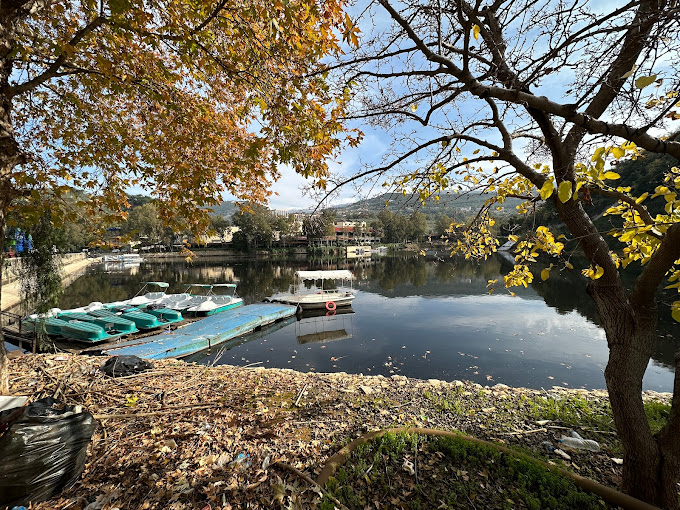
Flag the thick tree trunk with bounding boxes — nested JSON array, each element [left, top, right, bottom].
[[551, 191, 680, 507], [597, 288, 679, 508], [0, 5, 21, 395], [0, 211, 7, 395]]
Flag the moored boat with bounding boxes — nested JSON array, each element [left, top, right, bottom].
[[57, 311, 139, 335], [184, 284, 243, 317], [271, 270, 356, 310]]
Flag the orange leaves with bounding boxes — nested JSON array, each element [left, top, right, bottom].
[[9, 0, 354, 236]]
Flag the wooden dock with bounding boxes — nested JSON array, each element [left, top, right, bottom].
[[86, 303, 297, 360]]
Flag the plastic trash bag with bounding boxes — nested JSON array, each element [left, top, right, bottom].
[[0, 397, 95, 509], [101, 355, 153, 377]]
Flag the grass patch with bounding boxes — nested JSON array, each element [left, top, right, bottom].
[[644, 400, 671, 434], [524, 394, 615, 432], [320, 432, 610, 509]]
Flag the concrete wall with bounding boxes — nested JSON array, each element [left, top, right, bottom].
[[2, 253, 88, 285]]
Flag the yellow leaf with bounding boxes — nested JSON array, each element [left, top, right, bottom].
[[591, 147, 605, 161], [472, 25, 480, 41], [622, 65, 637, 79], [602, 171, 620, 180], [672, 303, 680, 323], [473, 149, 480, 154], [558, 181, 573, 203], [635, 192, 649, 203], [594, 265, 604, 279], [455, 147, 461, 153], [635, 74, 657, 89], [540, 179, 554, 200], [410, 104, 418, 112], [612, 147, 625, 159], [541, 268, 550, 281]]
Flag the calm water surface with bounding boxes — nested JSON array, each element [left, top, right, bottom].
[[55, 255, 677, 391]]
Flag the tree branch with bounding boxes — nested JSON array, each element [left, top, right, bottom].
[[630, 222, 680, 308], [6, 15, 106, 97], [588, 186, 657, 230]]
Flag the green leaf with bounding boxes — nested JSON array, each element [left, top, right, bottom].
[[539, 180, 554, 200], [635, 74, 657, 89], [558, 181, 573, 203]]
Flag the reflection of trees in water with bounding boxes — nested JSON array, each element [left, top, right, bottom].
[[360, 255, 504, 295], [526, 259, 677, 370], [231, 262, 297, 303]]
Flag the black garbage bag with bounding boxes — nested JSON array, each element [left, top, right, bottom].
[[0, 397, 95, 509], [101, 355, 153, 377]]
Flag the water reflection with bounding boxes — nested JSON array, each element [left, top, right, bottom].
[[53, 255, 676, 390]]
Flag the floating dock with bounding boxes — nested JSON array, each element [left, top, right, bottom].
[[88, 303, 297, 360]]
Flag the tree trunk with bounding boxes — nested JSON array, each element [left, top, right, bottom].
[[597, 287, 680, 508], [0, 5, 22, 395], [0, 208, 8, 394]]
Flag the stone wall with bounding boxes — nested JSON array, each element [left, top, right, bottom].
[[2, 252, 88, 285]]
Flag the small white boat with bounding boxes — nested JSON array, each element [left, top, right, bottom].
[[124, 282, 170, 306], [271, 270, 355, 310], [185, 284, 243, 317]]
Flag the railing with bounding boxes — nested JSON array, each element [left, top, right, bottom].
[[1, 310, 37, 353]]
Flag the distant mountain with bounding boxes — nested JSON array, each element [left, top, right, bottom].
[[330, 192, 522, 219], [208, 201, 240, 219]]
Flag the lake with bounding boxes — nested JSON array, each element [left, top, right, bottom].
[[53, 254, 677, 391]]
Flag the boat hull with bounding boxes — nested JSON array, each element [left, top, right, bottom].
[[273, 292, 355, 310], [184, 299, 244, 317]]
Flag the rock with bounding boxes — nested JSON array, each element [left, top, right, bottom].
[[359, 385, 373, 395], [453, 380, 464, 387], [611, 458, 623, 465], [493, 383, 510, 390]]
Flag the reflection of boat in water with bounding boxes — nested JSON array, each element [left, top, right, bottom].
[[101, 261, 141, 273], [295, 308, 354, 345], [270, 270, 355, 310], [297, 306, 355, 320], [102, 253, 144, 263]]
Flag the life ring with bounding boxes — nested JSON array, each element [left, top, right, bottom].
[[325, 301, 336, 311], [326, 309, 337, 317]]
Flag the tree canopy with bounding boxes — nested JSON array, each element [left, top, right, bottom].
[[0, 0, 356, 390], [1, 0, 357, 230]]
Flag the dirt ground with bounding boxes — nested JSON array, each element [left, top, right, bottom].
[[4, 354, 672, 509]]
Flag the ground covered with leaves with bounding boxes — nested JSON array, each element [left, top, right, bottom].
[[6, 354, 672, 509]]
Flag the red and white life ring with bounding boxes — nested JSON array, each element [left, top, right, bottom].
[[325, 301, 336, 311]]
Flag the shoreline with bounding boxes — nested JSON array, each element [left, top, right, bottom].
[[1, 254, 99, 312], [7, 354, 671, 510]]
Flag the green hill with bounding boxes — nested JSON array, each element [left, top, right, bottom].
[[331, 192, 522, 220]]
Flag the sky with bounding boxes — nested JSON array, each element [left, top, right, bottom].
[[222, 0, 675, 212]]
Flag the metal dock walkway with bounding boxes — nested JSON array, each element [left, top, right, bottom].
[[91, 303, 297, 359]]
